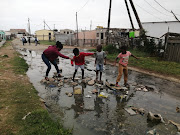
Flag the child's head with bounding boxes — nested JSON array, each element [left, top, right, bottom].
[[56, 41, 63, 51], [120, 46, 127, 54], [73, 48, 79, 56], [97, 45, 102, 52]]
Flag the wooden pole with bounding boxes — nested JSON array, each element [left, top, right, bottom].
[[106, 0, 112, 46], [124, 0, 135, 31], [76, 12, 79, 46], [129, 0, 143, 30]]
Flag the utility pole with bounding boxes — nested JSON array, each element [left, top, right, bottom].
[[28, 18, 31, 35], [171, 10, 180, 22], [90, 20, 92, 31], [76, 12, 79, 46], [44, 20, 45, 29], [124, 0, 135, 31], [129, 0, 143, 30], [106, 0, 112, 46]]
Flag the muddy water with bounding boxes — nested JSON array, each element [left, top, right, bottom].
[[17, 48, 180, 135]]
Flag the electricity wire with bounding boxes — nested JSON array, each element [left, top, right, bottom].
[[77, 0, 91, 12]]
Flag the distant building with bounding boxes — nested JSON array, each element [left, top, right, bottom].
[[10, 29, 27, 38], [0, 30, 6, 40], [35, 29, 55, 40], [5, 31, 12, 40], [60, 29, 74, 35], [142, 21, 180, 38]]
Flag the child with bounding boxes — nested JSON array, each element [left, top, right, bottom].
[[42, 41, 71, 81], [95, 45, 106, 83], [114, 46, 138, 87], [71, 48, 94, 81]]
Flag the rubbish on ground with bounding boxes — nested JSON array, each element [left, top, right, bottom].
[[74, 87, 82, 94], [132, 107, 145, 115], [176, 107, 180, 113], [135, 85, 154, 92], [98, 92, 109, 98], [169, 120, 180, 132], [88, 80, 95, 86], [105, 81, 116, 91], [22, 112, 31, 120], [88, 91, 92, 94], [85, 95, 92, 98], [95, 83, 102, 87], [39, 98, 45, 103], [91, 89, 98, 94], [146, 129, 158, 135], [126, 91, 129, 94], [58, 82, 63, 87], [124, 108, 137, 115], [147, 112, 165, 123], [49, 84, 56, 88], [65, 92, 73, 97]]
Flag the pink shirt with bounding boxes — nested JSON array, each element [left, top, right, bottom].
[[117, 51, 131, 66]]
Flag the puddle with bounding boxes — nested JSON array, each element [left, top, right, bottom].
[[17, 47, 180, 135]]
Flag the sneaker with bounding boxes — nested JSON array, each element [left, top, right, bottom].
[[45, 77, 49, 81]]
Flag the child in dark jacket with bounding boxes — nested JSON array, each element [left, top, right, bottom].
[[71, 48, 94, 81]]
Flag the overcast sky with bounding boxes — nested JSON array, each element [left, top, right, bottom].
[[0, 0, 180, 34]]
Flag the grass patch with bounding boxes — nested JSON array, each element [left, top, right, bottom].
[[39, 40, 56, 45], [10, 55, 29, 75], [0, 40, 72, 135]]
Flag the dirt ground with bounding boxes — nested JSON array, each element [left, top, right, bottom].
[[13, 38, 180, 84]]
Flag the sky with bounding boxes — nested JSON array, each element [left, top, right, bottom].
[[0, 0, 180, 34]]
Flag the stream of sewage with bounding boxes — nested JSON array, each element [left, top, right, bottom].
[[16, 47, 180, 135]]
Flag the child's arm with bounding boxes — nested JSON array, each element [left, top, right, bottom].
[[114, 57, 118, 66], [71, 57, 75, 66], [131, 54, 139, 59], [84, 52, 94, 56]]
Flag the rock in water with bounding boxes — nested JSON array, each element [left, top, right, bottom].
[[88, 80, 95, 86]]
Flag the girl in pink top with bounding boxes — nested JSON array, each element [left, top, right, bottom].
[[114, 46, 138, 87]]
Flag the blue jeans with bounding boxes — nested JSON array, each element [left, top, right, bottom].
[[42, 53, 59, 77]]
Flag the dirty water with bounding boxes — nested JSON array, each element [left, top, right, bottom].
[[16, 47, 180, 135]]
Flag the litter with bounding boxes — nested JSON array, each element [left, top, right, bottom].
[[85, 95, 92, 98], [124, 108, 137, 115], [22, 112, 31, 120], [98, 92, 109, 98], [74, 87, 82, 95], [49, 84, 56, 88]]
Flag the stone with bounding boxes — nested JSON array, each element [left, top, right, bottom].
[[49, 77, 55, 82], [74, 87, 82, 94], [40, 79, 47, 84], [176, 107, 180, 113], [143, 88, 148, 92], [58, 82, 63, 87], [68, 93, 73, 97], [88, 80, 95, 86], [71, 82, 78, 86], [112, 86, 121, 90], [120, 87, 128, 90], [91, 89, 98, 94], [39, 98, 45, 103]]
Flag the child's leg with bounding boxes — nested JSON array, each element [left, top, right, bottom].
[[116, 64, 123, 85], [100, 72, 102, 81], [123, 66, 128, 85], [42, 54, 51, 77], [81, 69, 84, 79], [99, 64, 103, 81], [51, 60, 60, 74], [73, 69, 77, 81], [96, 71, 99, 81]]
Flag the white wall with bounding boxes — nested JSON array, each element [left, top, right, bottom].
[[142, 21, 180, 38]]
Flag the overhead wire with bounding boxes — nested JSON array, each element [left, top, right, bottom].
[[153, 0, 180, 17], [77, 0, 91, 12], [144, 0, 173, 18], [135, 3, 164, 21]]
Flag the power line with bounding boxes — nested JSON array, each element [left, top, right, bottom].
[[77, 0, 91, 12], [144, 0, 173, 17], [135, 3, 164, 21], [153, 0, 180, 17]]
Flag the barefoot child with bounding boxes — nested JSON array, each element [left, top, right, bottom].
[[95, 45, 106, 83], [71, 48, 94, 81], [114, 46, 138, 87]]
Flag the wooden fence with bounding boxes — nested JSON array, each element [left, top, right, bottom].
[[164, 43, 180, 63]]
